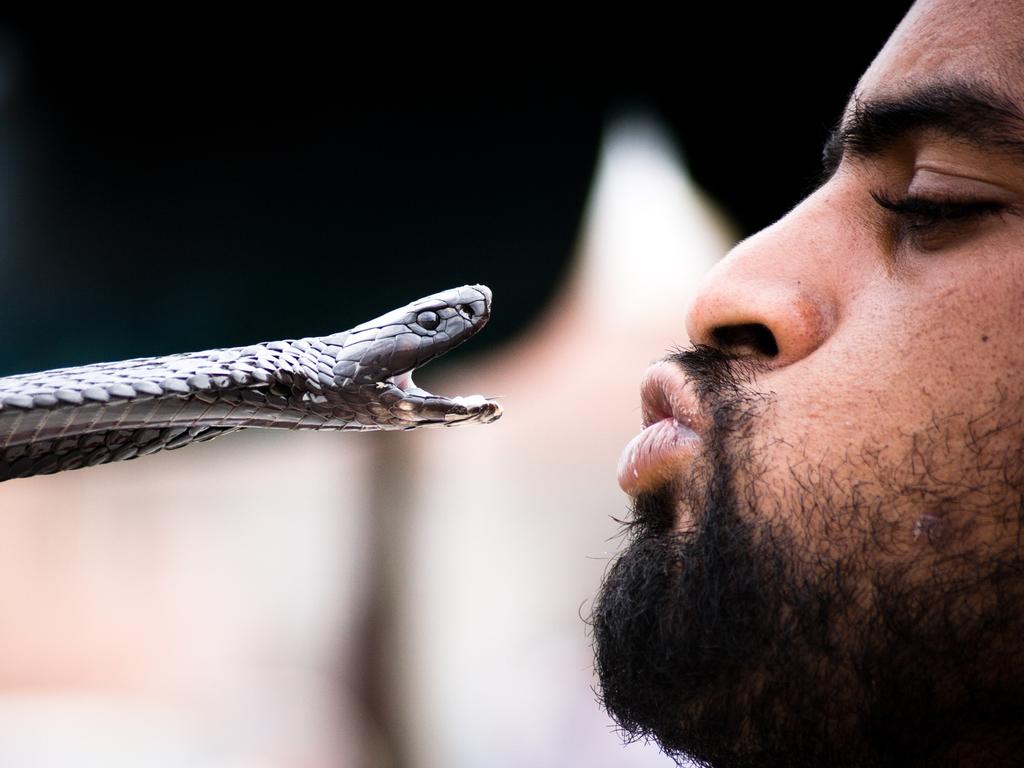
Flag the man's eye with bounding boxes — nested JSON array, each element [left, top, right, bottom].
[[870, 190, 1010, 253]]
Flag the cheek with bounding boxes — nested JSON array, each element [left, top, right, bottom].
[[890, 232, 1024, 393], [773, 249, 1023, 439], [737, 263, 1024, 546]]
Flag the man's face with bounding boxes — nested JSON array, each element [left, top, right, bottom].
[[591, 1, 1024, 766]]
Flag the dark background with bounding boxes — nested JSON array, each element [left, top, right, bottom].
[[0, 12, 913, 376]]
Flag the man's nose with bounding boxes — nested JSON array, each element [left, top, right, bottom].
[[683, 204, 839, 367]]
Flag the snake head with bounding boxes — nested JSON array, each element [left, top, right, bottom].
[[321, 284, 502, 428]]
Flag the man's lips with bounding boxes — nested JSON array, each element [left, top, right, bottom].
[[617, 361, 709, 496]]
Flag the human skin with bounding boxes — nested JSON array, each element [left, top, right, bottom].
[[592, 1, 1024, 766], [679, 0, 1024, 520]]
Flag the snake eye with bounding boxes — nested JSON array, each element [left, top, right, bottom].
[[417, 311, 440, 331]]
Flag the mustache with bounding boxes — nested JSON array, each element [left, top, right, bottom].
[[665, 343, 770, 405]]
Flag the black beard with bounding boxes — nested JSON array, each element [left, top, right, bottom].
[[589, 346, 1024, 768]]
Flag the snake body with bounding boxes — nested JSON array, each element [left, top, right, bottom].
[[0, 285, 500, 482]]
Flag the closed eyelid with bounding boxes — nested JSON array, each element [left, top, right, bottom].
[[907, 167, 1019, 201]]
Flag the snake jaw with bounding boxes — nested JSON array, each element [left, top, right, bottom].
[[374, 369, 502, 427]]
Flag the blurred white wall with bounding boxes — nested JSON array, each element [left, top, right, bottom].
[[0, 431, 384, 767], [390, 113, 735, 768]]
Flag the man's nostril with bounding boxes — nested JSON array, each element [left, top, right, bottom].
[[711, 323, 779, 358]]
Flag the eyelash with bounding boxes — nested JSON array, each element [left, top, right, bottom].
[[870, 191, 1011, 253]]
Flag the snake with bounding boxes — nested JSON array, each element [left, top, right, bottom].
[[0, 284, 501, 483]]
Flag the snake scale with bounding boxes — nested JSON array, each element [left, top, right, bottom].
[[0, 285, 501, 483]]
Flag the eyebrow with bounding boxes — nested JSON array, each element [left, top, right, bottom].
[[819, 78, 1024, 183]]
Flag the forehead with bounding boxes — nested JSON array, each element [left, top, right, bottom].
[[853, 0, 1024, 111]]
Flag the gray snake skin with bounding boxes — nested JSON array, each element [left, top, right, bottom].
[[0, 285, 501, 482]]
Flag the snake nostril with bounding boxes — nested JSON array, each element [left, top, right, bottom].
[[457, 304, 475, 319], [416, 311, 440, 331]]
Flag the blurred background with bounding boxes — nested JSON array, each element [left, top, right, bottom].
[[0, 13, 911, 767]]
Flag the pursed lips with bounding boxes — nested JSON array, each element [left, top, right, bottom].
[[617, 360, 709, 496]]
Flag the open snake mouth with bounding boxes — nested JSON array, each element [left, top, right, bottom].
[[393, 371, 416, 391], [387, 370, 493, 411], [343, 284, 500, 424]]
